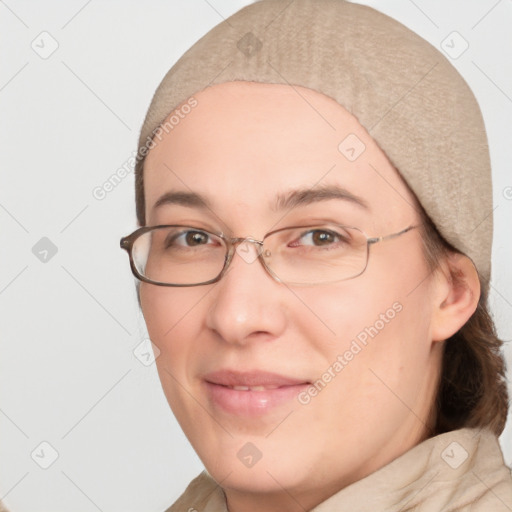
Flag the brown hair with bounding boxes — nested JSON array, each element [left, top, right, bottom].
[[419, 211, 509, 436]]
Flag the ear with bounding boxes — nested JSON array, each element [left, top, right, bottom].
[[430, 253, 481, 342]]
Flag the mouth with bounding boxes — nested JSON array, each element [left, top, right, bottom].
[[222, 385, 280, 391], [203, 370, 311, 416]]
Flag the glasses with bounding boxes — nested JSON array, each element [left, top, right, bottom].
[[120, 222, 419, 287]]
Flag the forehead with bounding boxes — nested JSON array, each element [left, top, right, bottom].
[[143, 81, 417, 230]]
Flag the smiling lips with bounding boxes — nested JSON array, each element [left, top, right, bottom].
[[203, 370, 311, 416]]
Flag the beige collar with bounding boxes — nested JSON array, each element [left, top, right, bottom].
[[167, 428, 512, 511]]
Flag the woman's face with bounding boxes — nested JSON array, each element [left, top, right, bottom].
[[141, 82, 443, 510]]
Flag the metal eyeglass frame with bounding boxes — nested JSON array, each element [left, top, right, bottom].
[[120, 224, 420, 287]]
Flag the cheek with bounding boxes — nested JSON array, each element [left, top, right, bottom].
[[140, 284, 203, 376], [292, 284, 434, 453], [292, 243, 434, 390], [140, 284, 211, 432], [290, 273, 407, 354]]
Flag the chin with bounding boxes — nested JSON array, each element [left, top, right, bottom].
[[193, 431, 321, 492], [207, 458, 306, 494]]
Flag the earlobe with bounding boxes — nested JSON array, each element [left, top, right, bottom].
[[431, 253, 481, 342]]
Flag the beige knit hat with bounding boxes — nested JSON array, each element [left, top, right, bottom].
[[134, 0, 493, 287]]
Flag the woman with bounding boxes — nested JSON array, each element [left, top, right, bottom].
[[120, 0, 512, 510]]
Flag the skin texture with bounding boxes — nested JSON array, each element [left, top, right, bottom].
[[139, 81, 480, 512]]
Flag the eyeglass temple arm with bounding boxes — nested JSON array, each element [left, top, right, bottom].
[[367, 225, 419, 245]]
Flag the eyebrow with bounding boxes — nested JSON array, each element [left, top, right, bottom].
[[152, 184, 369, 213], [272, 184, 369, 212]]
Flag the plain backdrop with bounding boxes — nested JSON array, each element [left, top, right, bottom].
[[1, 1, 511, 511]]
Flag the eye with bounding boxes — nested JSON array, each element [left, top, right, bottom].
[[291, 228, 349, 248], [299, 230, 337, 246], [165, 229, 215, 248]]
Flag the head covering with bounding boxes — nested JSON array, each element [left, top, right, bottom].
[[135, 0, 493, 287]]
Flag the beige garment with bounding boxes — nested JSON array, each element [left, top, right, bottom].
[[165, 428, 512, 511]]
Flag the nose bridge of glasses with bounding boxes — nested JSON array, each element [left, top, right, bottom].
[[229, 236, 263, 259], [229, 236, 263, 245], [221, 236, 277, 281], [228, 236, 264, 255]]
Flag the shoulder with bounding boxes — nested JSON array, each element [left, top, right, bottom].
[[163, 471, 227, 512], [461, 428, 512, 510], [426, 427, 512, 511]]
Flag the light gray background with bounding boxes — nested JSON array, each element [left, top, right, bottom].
[[1, 1, 511, 511]]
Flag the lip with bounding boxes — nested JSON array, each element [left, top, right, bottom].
[[203, 370, 311, 416]]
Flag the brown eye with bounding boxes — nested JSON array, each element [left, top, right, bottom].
[[311, 231, 336, 245], [184, 231, 209, 246], [165, 230, 212, 248], [293, 229, 347, 248]]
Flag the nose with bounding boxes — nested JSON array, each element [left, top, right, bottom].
[[205, 242, 287, 346]]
